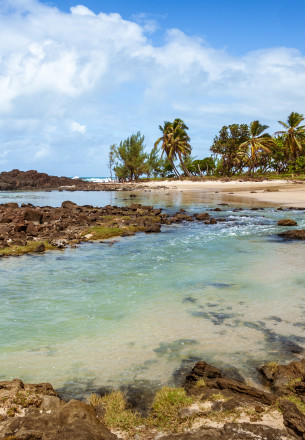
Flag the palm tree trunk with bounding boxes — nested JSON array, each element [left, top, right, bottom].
[[197, 164, 204, 177], [178, 153, 192, 177], [169, 157, 180, 177]]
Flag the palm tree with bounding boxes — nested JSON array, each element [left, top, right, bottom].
[[154, 121, 180, 177], [275, 112, 305, 160], [155, 118, 192, 177], [239, 120, 275, 174]]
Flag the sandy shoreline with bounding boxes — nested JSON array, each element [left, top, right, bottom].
[[112, 179, 305, 208]]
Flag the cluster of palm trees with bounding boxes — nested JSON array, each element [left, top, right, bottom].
[[155, 112, 305, 177], [239, 112, 305, 173]]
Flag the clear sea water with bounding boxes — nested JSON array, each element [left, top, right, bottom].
[[1, 189, 305, 398]]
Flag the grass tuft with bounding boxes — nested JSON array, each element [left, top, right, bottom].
[[194, 379, 206, 388], [149, 387, 193, 431], [99, 391, 142, 431]]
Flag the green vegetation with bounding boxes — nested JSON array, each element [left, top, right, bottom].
[[111, 132, 150, 181], [0, 241, 55, 257], [80, 226, 126, 240], [155, 118, 192, 177], [265, 361, 278, 375], [286, 377, 302, 391], [149, 387, 193, 430], [284, 395, 305, 413], [194, 379, 207, 388], [210, 393, 227, 401], [109, 111, 305, 180], [90, 391, 142, 431]]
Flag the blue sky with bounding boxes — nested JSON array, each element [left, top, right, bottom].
[[1, 0, 305, 176]]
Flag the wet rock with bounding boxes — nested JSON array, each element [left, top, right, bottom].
[[195, 212, 210, 221], [278, 219, 298, 226], [33, 243, 46, 253], [185, 361, 223, 384], [278, 229, 305, 240], [144, 223, 161, 233], [259, 358, 305, 393], [185, 361, 275, 405], [62, 200, 78, 209]]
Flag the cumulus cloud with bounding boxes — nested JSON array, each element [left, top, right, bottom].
[[70, 121, 86, 134], [0, 0, 305, 175]]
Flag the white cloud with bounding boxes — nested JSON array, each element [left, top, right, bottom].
[[0, 0, 305, 175], [70, 121, 86, 134], [70, 5, 95, 16]]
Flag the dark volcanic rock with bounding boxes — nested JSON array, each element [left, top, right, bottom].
[[0, 379, 117, 440], [280, 400, 305, 439], [0, 169, 121, 191], [278, 229, 305, 240], [185, 360, 223, 384], [185, 361, 275, 405], [278, 219, 298, 226], [1, 399, 117, 440], [194, 212, 210, 221], [259, 358, 305, 393]]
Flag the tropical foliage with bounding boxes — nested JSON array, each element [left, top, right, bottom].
[[154, 118, 192, 177], [109, 112, 305, 180], [275, 112, 305, 160]]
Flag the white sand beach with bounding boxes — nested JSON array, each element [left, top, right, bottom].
[[127, 179, 305, 208]]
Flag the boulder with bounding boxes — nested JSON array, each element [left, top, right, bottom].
[[278, 219, 298, 226], [0, 399, 117, 440], [61, 201, 78, 209], [26, 221, 39, 236], [144, 224, 161, 233], [278, 229, 305, 240], [195, 213, 210, 221], [280, 400, 305, 439], [185, 361, 275, 405], [258, 358, 305, 393], [33, 243, 46, 253], [23, 209, 43, 223]]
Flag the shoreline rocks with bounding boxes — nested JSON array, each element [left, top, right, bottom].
[[0, 202, 217, 257], [278, 229, 305, 240], [3, 358, 305, 439]]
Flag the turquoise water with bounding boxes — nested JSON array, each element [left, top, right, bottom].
[[1, 190, 305, 397]]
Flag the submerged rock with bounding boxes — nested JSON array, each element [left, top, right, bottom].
[[278, 229, 305, 240]]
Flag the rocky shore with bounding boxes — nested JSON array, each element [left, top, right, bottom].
[[2, 358, 305, 439], [0, 200, 304, 257], [0, 169, 152, 192]]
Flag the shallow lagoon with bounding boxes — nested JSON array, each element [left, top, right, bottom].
[[1, 190, 305, 398]]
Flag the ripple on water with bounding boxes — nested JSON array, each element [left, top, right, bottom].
[[1, 197, 305, 394]]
